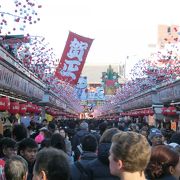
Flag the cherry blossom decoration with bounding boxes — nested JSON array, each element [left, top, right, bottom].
[[96, 43, 180, 116], [3, 35, 82, 113], [0, 0, 42, 34], [0, 1, 81, 113]]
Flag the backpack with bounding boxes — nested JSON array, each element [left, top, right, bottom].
[[74, 161, 90, 180]]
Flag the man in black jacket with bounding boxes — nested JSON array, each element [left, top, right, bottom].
[[71, 134, 98, 180], [72, 122, 89, 161], [85, 128, 120, 180]]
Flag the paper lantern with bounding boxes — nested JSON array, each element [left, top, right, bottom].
[[162, 107, 168, 116], [138, 110, 144, 117], [0, 97, 10, 111], [26, 102, 36, 113], [19, 104, 27, 115], [35, 106, 42, 114], [168, 106, 176, 116], [9, 102, 19, 114], [148, 109, 154, 116]]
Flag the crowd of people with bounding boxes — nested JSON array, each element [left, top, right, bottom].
[[0, 117, 180, 180]]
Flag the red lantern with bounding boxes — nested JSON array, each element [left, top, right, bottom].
[[143, 109, 148, 116], [0, 97, 10, 111], [19, 104, 27, 115], [148, 109, 154, 116], [162, 107, 168, 116], [138, 110, 144, 117], [27, 102, 33, 112], [36, 106, 42, 114], [132, 111, 138, 117], [9, 102, 19, 114], [27, 102, 36, 113], [168, 106, 176, 116], [31, 104, 36, 113]]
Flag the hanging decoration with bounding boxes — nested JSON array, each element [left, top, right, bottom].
[[0, 0, 42, 35], [55, 31, 93, 85], [0, 2, 83, 114], [96, 41, 180, 116]]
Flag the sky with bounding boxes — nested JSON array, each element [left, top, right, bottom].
[[2, 0, 180, 70]]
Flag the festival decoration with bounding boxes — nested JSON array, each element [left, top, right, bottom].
[[0, 0, 42, 35], [19, 103, 27, 115], [74, 76, 88, 100], [55, 31, 93, 85], [9, 102, 19, 114], [101, 65, 120, 95], [96, 41, 180, 117], [0, 97, 10, 111], [0, 3, 83, 114]]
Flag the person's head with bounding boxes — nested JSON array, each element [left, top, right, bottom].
[[148, 128, 163, 146], [5, 155, 28, 180], [33, 147, 70, 180], [170, 132, 180, 145], [168, 143, 180, 155], [18, 138, 38, 164], [79, 122, 88, 131], [0, 137, 17, 159], [3, 128, 12, 138], [82, 134, 98, 152], [39, 127, 52, 139], [146, 145, 180, 179], [99, 122, 107, 135], [129, 123, 139, 132], [42, 119, 48, 127], [100, 127, 120, 144], [12, 124, 27, 142], [40, 139, 51, 150], [50, 133, 66, 153], [109, 131, 151, 178], [59, 128, 66, 138], [140, 127, 148, 138], [48, 122, 56, 134]]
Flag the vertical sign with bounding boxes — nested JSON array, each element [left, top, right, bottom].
[[55, 31, 93, 85]]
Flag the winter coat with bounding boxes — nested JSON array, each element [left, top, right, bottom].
[[70, 151, 97, 180], [72, 130, 89, 161], [72, 130, 89, 151], [85, 143, 119, 180]]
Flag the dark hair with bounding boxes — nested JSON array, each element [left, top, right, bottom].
[[50, 133, 66, 153], [82, 134, 97, 152], [99, 122, 107, 135], [40, 138, 51, 150], [42, 119, 47, 122], [3, 129, 12, 138], [5, 155, 28, 180], [146, 145, 179, 179], [48, 122, 56, 133], [12, 124, 27, 142], [18, 138, 38, 154], [34, 147, 70, 180], [0, 137, 16, 158], [41, 129, 52, 139], [170, 132, 180, 145]]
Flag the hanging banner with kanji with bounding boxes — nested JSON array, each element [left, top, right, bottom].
[[55, 31, 93, 85]]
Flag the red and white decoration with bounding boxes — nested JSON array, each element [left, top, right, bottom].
[[55, 31, 93, 85]]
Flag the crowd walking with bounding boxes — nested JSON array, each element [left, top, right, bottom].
[[0, 118, 180, 180]]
